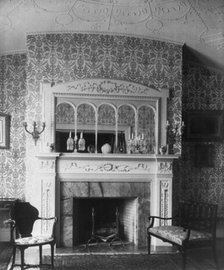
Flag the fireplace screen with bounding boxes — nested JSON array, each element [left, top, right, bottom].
[[73, 197, 138, 246]]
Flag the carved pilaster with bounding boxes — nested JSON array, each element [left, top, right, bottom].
[[36, 153, 60, 234], [160, 180, 170, 225]]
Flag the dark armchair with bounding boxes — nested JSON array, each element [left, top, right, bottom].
[[147, 201, 218, 270], [5, 201, 57, 270]]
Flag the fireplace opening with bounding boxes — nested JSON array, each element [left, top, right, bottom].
[[73, 197, 138, 246]]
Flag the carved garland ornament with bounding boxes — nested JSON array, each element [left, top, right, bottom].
[[62, 161, 151, 173], [65, 80, 159, 97]]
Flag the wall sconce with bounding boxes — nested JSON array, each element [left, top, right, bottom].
[[23, 121, 46, 145], [166, 120, 185, 137], [166, 120, 185, 154]]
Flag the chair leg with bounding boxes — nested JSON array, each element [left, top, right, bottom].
[[20, 247, 25, 270], [50, 243, 54, 268], [212, 240, 218, 269], [39, 245, 42, 265], [10, 246, 16, 270], [180, 246, 187, 270], [147, 234, 151, 254]]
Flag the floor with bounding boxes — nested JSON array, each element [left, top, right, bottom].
[[6, 238, 224, 270]]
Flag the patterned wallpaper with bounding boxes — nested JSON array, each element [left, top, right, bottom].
[[1, 33, 224, 218], [1, 32, 183, 205], [26, 33, 183, 149], [175, 62, 224, 217], [24, 32, 182, 204], [0, 54, 26, 199]]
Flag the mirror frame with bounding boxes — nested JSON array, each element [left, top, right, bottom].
[[41, 79, 169, 154]]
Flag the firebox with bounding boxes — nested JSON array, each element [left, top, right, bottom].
[[73, 197, 138, 246]]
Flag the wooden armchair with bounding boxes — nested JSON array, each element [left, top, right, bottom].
[[5, 201, 57, 270], [147, 201, 218, 270]]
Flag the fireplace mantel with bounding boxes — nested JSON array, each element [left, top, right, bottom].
[[36, 153, 179, 181], [35, 152, 179, 248]]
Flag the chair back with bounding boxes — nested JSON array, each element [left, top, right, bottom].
[[178, 201, 217, 235], [10, 201, 39, 238]]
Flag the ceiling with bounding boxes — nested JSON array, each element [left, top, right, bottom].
[[1, 0, 224, 71]]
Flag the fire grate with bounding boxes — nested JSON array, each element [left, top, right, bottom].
[[86, 207, 123, 247]]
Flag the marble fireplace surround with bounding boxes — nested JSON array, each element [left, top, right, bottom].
[[36, 153, 178, 248]]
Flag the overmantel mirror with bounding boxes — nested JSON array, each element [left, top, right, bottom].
[[41, 80, 169, 155]]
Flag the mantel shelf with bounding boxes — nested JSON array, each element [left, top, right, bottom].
[[36, 152, 180, 161]]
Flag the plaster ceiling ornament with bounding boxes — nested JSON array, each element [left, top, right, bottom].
[[0, 0, 224, 70]]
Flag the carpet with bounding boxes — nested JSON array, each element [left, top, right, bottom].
[[44, 252, 217, 270], [0, 242, 12, 270]]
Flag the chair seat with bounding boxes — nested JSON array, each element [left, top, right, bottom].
[[15, 235, 53, 245], [148, 226, 212, 246]]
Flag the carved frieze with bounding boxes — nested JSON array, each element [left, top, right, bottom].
[[39, 160, 56, 173], [158, 161, 173, 174], [60, 160, 152, 174], [64, 79, 160, 97]]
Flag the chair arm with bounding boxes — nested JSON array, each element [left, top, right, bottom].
[[148, 215, 177, 229], [38, 217, 57, 221], [4, 219, 16, 242], [4, 218, 15, 226], [38, 217, 58, 238]]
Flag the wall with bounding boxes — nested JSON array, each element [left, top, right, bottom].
[[25, 33, 182, 205], [1, 33, 224, 234], [177, 55, 224, 217], [0, 33, 182, 212], [0, 54, 26, 199]]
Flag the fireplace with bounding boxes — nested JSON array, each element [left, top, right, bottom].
[[33, 80, 179, 251], [73, 197, 138, 246], [60, 180, 151, 248], [36, 152, 176, 250]]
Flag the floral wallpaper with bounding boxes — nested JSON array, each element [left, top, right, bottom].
[[1, 32, 224, 219], [1, 32, 183, 206], [26, 33, 183, 151], [0, 54, 26, 199], [24, 32, 182, 205], [175, 62, 224, 217]]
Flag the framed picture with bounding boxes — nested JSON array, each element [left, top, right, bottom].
[[184, 110, 224, 141], [194, 144, 214, 168], [0, 113, 10, 149]]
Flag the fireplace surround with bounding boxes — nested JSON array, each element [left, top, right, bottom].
[[36, 153, 177, 249], [34, 79, 179, 250]]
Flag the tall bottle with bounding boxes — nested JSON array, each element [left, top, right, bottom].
[[78, 132, 86, 152], [117, 132, 126, 153], [66, 131, 74, 151]]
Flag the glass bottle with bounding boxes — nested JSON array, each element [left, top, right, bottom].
[[66, 131, 74, 151], [78, 132, 86, 152]]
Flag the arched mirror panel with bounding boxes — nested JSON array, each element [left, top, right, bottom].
[[117, 104, 136, 154], [76, 103, 96, 153], [55, 102, 75, 152], [43, 81, 170, 155], [53, 93, 165, 154], [137, 105, 155, 154], [97, 104, 116, 153]]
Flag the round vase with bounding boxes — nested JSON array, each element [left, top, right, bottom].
[[101, 143, 112, 154]]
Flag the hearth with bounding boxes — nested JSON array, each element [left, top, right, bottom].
[[73, 197, 137, 247]]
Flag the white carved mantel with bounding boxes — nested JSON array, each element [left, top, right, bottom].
[[36, 152, 178, 248]]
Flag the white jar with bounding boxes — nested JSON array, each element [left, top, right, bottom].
[[101, 143, 112, 154]]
